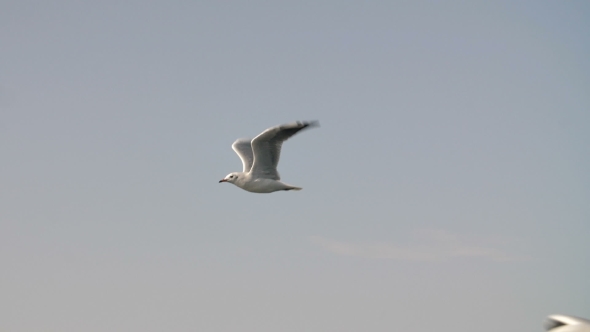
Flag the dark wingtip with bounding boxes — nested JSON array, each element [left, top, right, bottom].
[[302, 120, 320, 128]]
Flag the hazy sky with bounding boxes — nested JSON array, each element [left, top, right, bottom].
[[1, 1, 589, 331]]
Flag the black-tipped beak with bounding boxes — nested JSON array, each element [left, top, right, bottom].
[[219, 179, 226, 183]]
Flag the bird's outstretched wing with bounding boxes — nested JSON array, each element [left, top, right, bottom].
[[232, 139, 254, 172], [250, 121, 319, 180]]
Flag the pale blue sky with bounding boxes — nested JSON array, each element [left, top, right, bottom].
[[1, 1, 589, 331]]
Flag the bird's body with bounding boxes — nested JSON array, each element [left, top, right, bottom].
[[228, 174, 301, 193], [219, 121, 318, 193]]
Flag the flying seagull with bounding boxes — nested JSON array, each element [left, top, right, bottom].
[[219, 121, 319, 193]]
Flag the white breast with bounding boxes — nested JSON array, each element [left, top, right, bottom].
[[238, 177, 290, 193]]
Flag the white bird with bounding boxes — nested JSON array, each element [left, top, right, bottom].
[[219, 121, 319, 193]]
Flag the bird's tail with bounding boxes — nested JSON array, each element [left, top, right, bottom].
[[286, 186, 302, 191]]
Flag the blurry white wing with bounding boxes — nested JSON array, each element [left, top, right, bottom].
[[545, 315, 590, 332], [232, 139, 254, 172], [250, 121, 319, 180]]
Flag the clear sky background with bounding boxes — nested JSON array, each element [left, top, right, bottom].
[[1, 1, 589, 331]]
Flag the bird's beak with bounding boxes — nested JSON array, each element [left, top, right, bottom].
[[219, 179, 227, 183]]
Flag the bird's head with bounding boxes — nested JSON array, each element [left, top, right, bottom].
[[219, 172, 239, 184]]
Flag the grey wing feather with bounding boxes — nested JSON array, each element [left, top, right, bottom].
[[250, 120, 319, 180], [232, 139, 254, 172]]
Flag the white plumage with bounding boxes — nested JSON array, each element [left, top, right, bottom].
[[219, 121, 319, 193]]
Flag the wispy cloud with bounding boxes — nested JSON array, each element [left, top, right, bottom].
[[309, 229, 528, 262]]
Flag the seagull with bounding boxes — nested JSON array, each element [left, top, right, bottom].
[[219, 121, 319, 193]]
